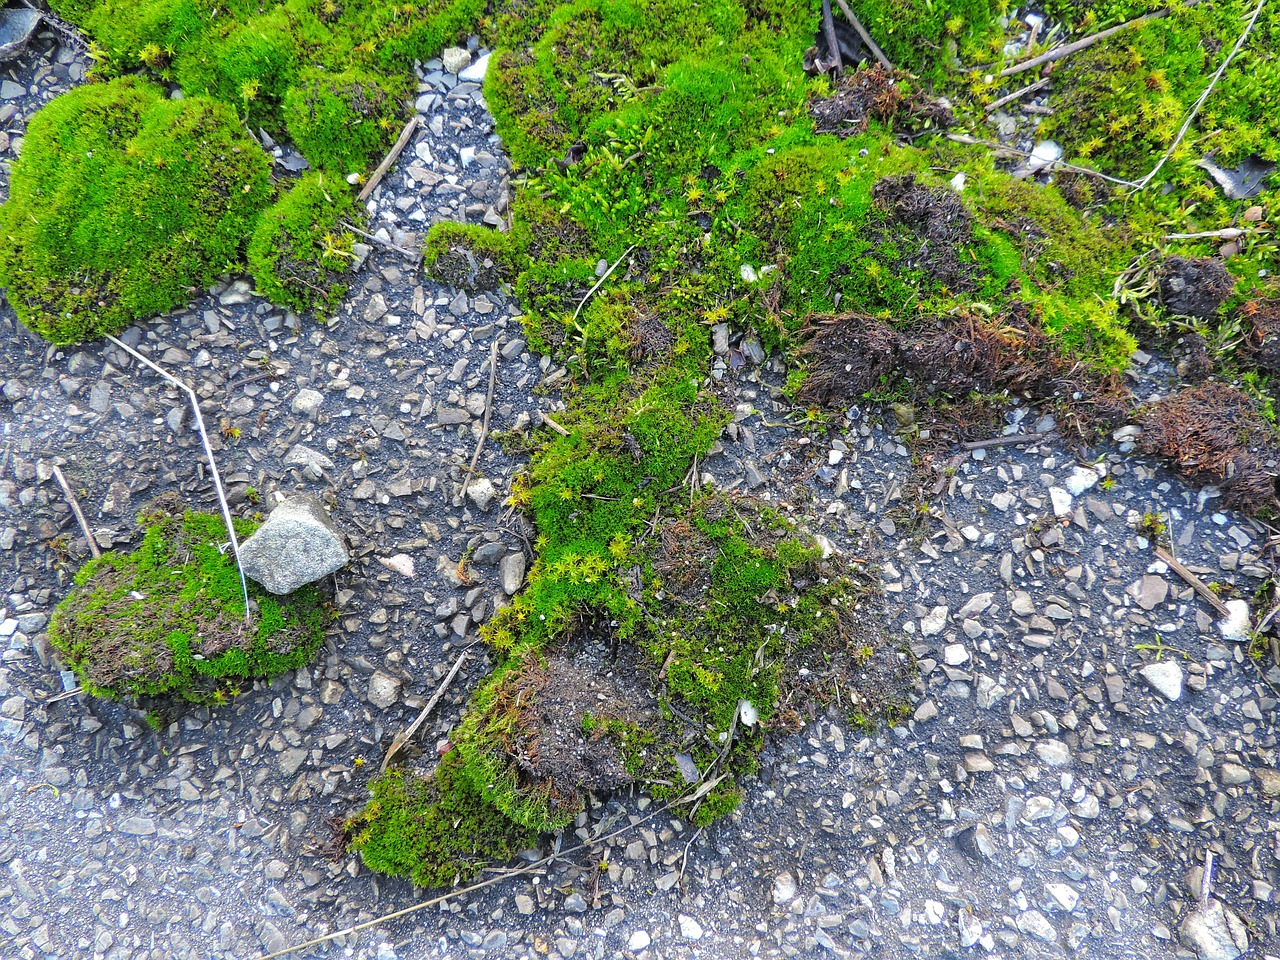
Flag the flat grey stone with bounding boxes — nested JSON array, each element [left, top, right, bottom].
[[1181, 899, 1248, 960], [284, 444, 335, 472], [291, 388, 324, 417], [1139, 660, 1183, 701]]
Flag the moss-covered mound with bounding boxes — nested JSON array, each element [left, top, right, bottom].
[[248, 172, 356, 315], [51, 0, 481, 169], [0, 77, 271, 345], [49, 510, 328, 704]]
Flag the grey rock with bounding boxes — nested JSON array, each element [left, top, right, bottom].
[[364, 294, 389, 322], [459, 53, 490, 82], [920, 605, 948, 637], [500, 551, 526, 595], [1139, 660, 1183, 702], [441, 46, 471, 73], [1181, 899, 1248, 960], [119, 816, 157, 836], [240, 495, 348, 594], [284, 444, 336, 473], [367, 672, 401, 709], [291, 388, 324, 417], [1016, 910, 1057, 943], [466, 477, 498, 511]]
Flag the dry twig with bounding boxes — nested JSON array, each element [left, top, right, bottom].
[[832, 0, 893, 70], [358, 116, 420, 202], [984, 77, 1051, 113], [1154, 546, 1233, 619], [998, 7, 1173, 78], [51, 465, 100, 560], [944, 133, 1140, 187], [339, 220, 418, 259], [570, 245, 635, 328], [105, 335, 251, 623], [540, 413, 570, 436], [380, 650, 469, 772], [961, 431, 1057, 451]]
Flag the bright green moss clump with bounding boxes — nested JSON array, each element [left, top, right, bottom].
[[283, 67, 407, 175], [49, 510, 327, 704], [0, 77, 271, 345], [248, 172, 357, 315]]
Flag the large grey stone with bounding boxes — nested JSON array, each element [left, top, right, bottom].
[[239, 495, 347, 594], [1181, 899, 1248, 960]]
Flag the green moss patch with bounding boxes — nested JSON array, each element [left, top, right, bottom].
[[0, 77, 271, 345], [49, 509, 327, 704], [248, 172, 357, 315]]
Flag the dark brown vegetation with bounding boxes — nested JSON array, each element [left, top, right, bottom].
[[1139, 382, 1280, 512], [809, 66, 953, 139], [795, 308, 1130, 434]]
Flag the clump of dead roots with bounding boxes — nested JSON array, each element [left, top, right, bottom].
[[795, 307, 1129, 436], [870, 174, 979, 290], [809, 66, 953, 139], [1139, 382, 1280, 512], [1242, 296, 1280, 374]]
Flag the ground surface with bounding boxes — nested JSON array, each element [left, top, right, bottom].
[[2, 22, 1280, 960]]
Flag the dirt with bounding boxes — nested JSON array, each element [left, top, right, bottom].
[[506, 632, 661, 803], [795, 307, 1130, 436], [1243, 295, 1280, 373], [871, 173, 977, 290], [1158, 256, 1235, 319], [1139, 381, 1280, 512], [809, 66, 954, 139]]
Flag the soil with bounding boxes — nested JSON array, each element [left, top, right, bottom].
[[1158, 256, 1236, 319], [809, 66, 954, 139]]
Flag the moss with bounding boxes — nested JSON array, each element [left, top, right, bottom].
[[10, 0, 480, 339], [283, 67, 405, 174], [422, 222, 524, 290], [349, 752, 537, 888], [248, 172, 357, 315], [48, 510, 327, 704], [0, 77, 271, 346]]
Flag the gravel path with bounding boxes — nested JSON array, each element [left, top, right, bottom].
[[2, 24, 1278, 960]]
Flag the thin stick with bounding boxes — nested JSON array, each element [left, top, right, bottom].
[[570, 245, 635, 328], [984, 77, 1051, 113], [51, 465, 101, 560], [380, 651, 468, 773], [255, 786, 715, 960], [456, 341, 500, 506], [1154, 546, 1233, 619], [961, 431, 1057, 451], [105, 335, 251, 624], [833, 0, 893, 71], [998, 7, 1171, 78], [1133, 0, 1268, 191], [339, 220, 418, 259], [944, 133, 1140, 188], [1202, 850, 1215, 904], [540, 413, 570, 436], [821, 0, 843, 76], [358, 116, 420, 202]]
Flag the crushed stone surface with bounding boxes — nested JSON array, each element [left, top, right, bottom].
[[1, 25, 1278, 960]]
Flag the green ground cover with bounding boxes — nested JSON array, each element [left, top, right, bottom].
[[0, 0, 481, 341], [49, 510, 328, 705]]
